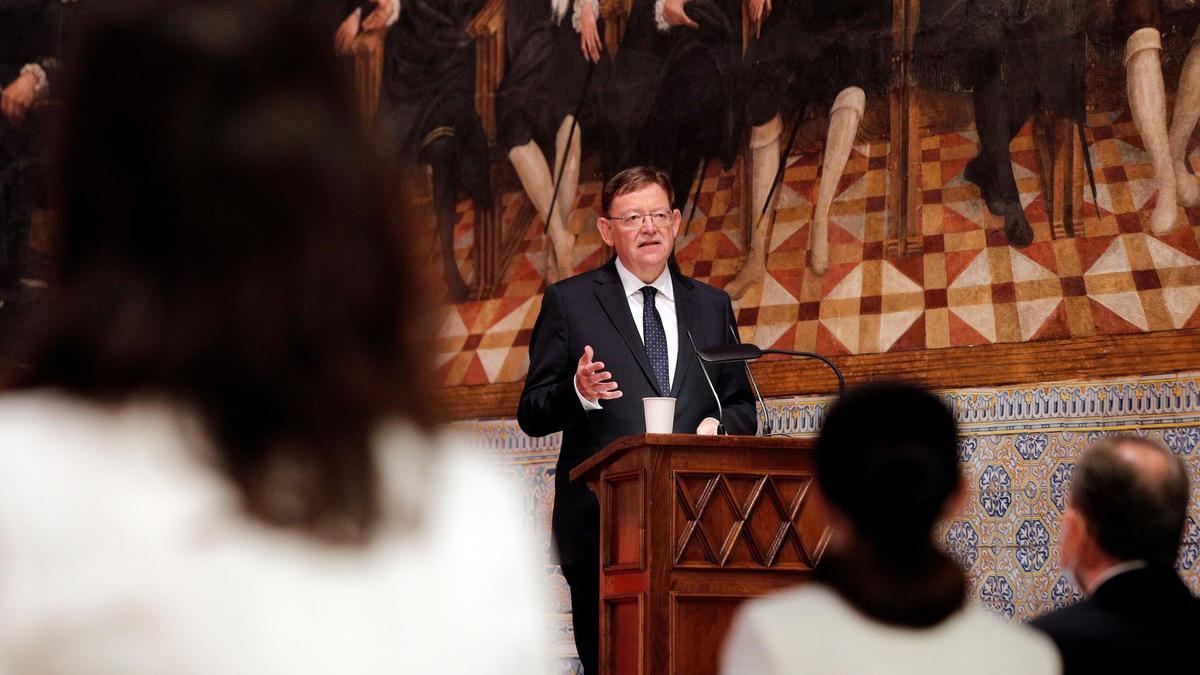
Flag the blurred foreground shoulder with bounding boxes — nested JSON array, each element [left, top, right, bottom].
[[373, 422, 557, 675]]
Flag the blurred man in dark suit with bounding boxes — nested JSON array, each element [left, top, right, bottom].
[[1031, 434, 1200, 674]]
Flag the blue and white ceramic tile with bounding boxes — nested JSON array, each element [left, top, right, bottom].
[[454, 372, 1200, 664]]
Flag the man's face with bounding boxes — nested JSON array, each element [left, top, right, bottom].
[[597, 184, 680, 283]]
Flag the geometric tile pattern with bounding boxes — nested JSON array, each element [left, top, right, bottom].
[[432, 110, 1200, 387], [454, 371, 1200, 668]]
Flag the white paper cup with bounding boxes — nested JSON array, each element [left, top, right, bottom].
[[643, 397, 676, 434]]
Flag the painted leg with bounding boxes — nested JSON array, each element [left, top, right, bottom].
[[426, 137, 470, 302], [1126, 28, 1177, 234], [970, 61, 1036, 247], [812, 87, 865, 276], [509, 140, 576, 282], [554, 115, 584, 234], [726, 114, 781, 299], [1169, 27, 1200, 208], [968, 66, 1016, 215], [965, 52, 1001, 214]]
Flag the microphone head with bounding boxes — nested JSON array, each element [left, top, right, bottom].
[[694, 343, 764, 364]]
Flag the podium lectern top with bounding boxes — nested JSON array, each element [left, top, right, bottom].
[[569, 433, 815, 483]]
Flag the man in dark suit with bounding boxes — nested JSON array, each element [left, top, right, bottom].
[[518, 166, 755, 674], [1031, 433, 1200, 673]]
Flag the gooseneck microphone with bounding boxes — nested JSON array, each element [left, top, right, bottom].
[[694, 341, 845, 436], [686, 329, 725, 435]]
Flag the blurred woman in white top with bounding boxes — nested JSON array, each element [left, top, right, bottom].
[[721, 383, 1060, 674], [0, 1, 551, 672]]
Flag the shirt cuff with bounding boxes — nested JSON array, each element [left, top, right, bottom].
[[654, 0, 671, 32], [20, 63, 49, 96], [571, 0, 600, 32], [386, 0, 400, 27], [574, 377, 603, 410]]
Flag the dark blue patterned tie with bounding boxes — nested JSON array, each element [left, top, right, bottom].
[[641, 286, 671, 396]]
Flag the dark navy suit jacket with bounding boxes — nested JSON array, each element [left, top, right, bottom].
[[1031, 566, 1200, 674], [518, 257, 755, 566]]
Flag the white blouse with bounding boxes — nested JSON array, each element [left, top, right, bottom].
[[0, 392, 552, 674], [721, 583, 1060, 675]]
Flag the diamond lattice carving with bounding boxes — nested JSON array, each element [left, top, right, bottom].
[[674, 472, 821, 568]]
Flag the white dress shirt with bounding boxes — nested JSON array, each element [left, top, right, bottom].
[[575, 258, 677, 409]]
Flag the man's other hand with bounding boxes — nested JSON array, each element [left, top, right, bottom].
[[576, 345, 622, 401], [361, 0, 398, 33], [1, 73, 38, 127], [696, 417, 720, 435], [579, 1, 603, 63], [334, 8, 361, 55], [749, 0, 771, 37]]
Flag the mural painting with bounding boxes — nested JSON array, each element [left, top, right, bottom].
[[382, 0, 1200, 389]]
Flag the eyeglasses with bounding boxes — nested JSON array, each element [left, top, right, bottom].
[[606, 210, 673, 229]]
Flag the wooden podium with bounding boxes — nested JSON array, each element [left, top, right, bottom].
[[571, 434, 832, 675]]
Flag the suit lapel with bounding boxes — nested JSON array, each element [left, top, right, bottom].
[[671, 271, 696, 398], [594, 260, 661, 394]]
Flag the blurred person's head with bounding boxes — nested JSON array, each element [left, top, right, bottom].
[[1061, 434, 1190, 590], [815, 382, 965, 627], [9, 0, 436, 544]]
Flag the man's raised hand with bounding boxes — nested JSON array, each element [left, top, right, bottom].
[[576, 345, 622, 401]]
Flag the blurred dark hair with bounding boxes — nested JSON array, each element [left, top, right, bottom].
[[7, 0, 437, 544], [1072, 434, 1189, 568], [815, 382, 965, 627], [601, 166, 675, 215]]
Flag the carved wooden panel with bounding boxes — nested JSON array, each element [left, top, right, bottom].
[[673, 472, 829, 569], [604, 470, 645, 570], [605, 594, 643, 675], [669, 594, 751, 675]]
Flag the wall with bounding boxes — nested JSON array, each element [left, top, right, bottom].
[[457, 372, 1200, 673]]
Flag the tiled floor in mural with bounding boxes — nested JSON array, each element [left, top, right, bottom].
[[434, 109, 1200, 387]]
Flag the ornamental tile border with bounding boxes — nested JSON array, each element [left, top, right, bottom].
[[456, 371, 1200, 446]]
